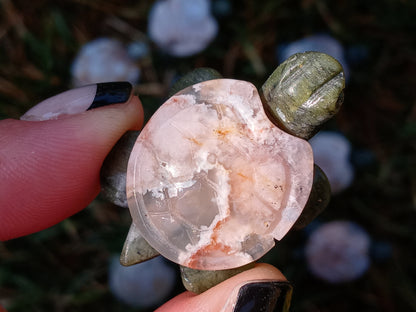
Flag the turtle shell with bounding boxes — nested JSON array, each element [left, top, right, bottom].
[[126, 79, 314, 270]]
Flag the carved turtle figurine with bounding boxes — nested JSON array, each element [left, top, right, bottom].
[[101, 52, 345, 294]]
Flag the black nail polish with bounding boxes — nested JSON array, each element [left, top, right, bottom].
[[233, 281, 292, 312], [88, 82, 132, 110]]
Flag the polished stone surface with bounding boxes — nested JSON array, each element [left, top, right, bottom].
[[261, 52, 345, 140], [126, 79, 313, 270], [120, 223, 160, 266]]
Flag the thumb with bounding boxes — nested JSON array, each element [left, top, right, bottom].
[[0, 84, 143, 241], [157, 263, 291, 312]]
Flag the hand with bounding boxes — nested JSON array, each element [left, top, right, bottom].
[[0, 82, 290, 311], [0, 82, 143, 240]]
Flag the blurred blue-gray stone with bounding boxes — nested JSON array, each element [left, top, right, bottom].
[[109, 256, 177, 308], [305, 221, 371, 283]]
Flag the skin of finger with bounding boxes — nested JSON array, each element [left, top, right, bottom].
[[156, 263, 287, 312], [0, 96, 143, 241]]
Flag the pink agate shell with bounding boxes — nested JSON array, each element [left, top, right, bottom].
[[126, 79, 314, 270]]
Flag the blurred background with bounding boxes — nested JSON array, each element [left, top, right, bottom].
[[0, 0, 415, 311]]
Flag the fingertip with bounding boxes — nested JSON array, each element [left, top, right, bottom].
[[129, 95, 144, 130]]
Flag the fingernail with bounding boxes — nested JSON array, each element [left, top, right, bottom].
[[233, 281, 292, 312], [20, 81, 132, 121]]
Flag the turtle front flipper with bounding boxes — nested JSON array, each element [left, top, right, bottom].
[[292, 164, 331, 230], [120, 223, 160, 266]]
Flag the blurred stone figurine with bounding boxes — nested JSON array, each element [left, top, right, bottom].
[[305, 221, 371, 283], [148, 0, 218, 56], [109, 256, 177, 308], [71, 38, 141, 87], [101, 51, 346, 294], [309, 131, 354, 194]]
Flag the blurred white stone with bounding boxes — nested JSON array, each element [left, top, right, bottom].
[[309, 131, 354, 194], [148, 0, 218, 57], [109, 256, 176, 308], [278, 34, 349, 81], [305, 221, 371, 283], [71, 38, 140, 87]]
